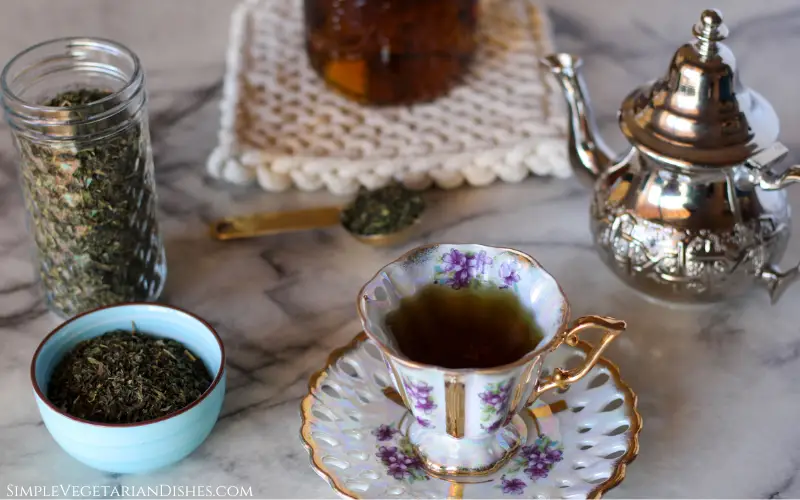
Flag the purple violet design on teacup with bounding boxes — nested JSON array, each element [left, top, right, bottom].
[[441, 248, 471, 289], [442, 248, 467, 272], [479, 379, 514, 432], [373, 423, 429, 483], [469, 250, 493, 278], [403, 377, 437, 429], [416, 416, 432, 428], [499, 261, 521, 290], [435, 248, 495, 289]]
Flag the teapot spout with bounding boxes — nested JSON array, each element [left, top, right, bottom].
[[542, 54, 617, 187]]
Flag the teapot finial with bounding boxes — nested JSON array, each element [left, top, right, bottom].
[[693, 9, 729, 57], [616, 7, 779, 168]]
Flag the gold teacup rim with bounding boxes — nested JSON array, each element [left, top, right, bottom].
[[356, 243, 572, 375]]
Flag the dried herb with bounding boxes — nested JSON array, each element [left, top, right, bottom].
[[16, 88, 164, 317], [340, 183, 425, 236], [47, 326, 212, 424]]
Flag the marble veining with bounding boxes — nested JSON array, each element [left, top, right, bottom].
[[3, 0, 800, 498]]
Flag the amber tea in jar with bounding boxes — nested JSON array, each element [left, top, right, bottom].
[[304, 0, 478, 106]]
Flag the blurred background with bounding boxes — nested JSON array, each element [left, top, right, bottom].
[[1, 0, 797, 158]]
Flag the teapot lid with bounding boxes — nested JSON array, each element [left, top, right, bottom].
[[618, 9, 779, 168]]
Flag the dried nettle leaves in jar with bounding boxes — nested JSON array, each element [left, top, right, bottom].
[[14, 88, 165, 317], [2, 39, 166, 318]]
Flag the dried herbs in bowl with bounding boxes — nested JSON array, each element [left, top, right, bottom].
[[30, 302, 225, 474], [47, 326, 212, 424]]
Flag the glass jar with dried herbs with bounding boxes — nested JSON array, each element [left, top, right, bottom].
[[1, 38, 166, 318]]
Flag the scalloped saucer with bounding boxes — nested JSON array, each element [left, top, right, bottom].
[[300, 333, 641, 499]]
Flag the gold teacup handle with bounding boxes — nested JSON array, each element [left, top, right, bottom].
[[527, 315, 626, 405]]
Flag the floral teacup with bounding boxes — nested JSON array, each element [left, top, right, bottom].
[[357, 243, 626, 480]]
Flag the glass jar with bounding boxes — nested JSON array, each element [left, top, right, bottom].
[[303, 0, 478, 106], [1, 38, 166, 318]]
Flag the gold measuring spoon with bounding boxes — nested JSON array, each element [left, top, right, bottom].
[[210, 183, 424, 247], [210, 205, 420, 247]]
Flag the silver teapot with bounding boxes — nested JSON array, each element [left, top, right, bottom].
[[544, 9, 800, 304]]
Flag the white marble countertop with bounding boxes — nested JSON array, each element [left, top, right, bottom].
[[3, 1, 800, 498]]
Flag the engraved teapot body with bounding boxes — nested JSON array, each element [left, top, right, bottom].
[[544, 9, 800, 303], [591, 148, 795, 303]]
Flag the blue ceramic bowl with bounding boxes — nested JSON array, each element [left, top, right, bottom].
[[30, 303, 226, 474]]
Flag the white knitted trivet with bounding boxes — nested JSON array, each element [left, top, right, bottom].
[[207, 0, 569, 195]]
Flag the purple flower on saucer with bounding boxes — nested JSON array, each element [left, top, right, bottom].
[[500, 475, 526, 495], [372, 424, 398, 441], [518, 436, 564, 481], [546, 448, 563, 464], [376, 443, 427, 481], [377, 445, 399, 463]]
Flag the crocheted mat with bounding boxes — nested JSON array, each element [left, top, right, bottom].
[[207, 0, 569, 195]]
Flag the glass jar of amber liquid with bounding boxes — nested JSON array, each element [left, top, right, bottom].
[[304, 0, 478, 106]]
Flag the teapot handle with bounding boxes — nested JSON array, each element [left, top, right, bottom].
[[754, 167, 800, 191], [756, 266, 800, 305], [745, 143, 800, 303]]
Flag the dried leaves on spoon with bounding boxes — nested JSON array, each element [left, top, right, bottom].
[[340, 183, 425, 236], [47, 326, 212, 424]]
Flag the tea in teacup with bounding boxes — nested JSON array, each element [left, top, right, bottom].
[[358, 243, 625, 480], [385, 284, 544, 369]]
